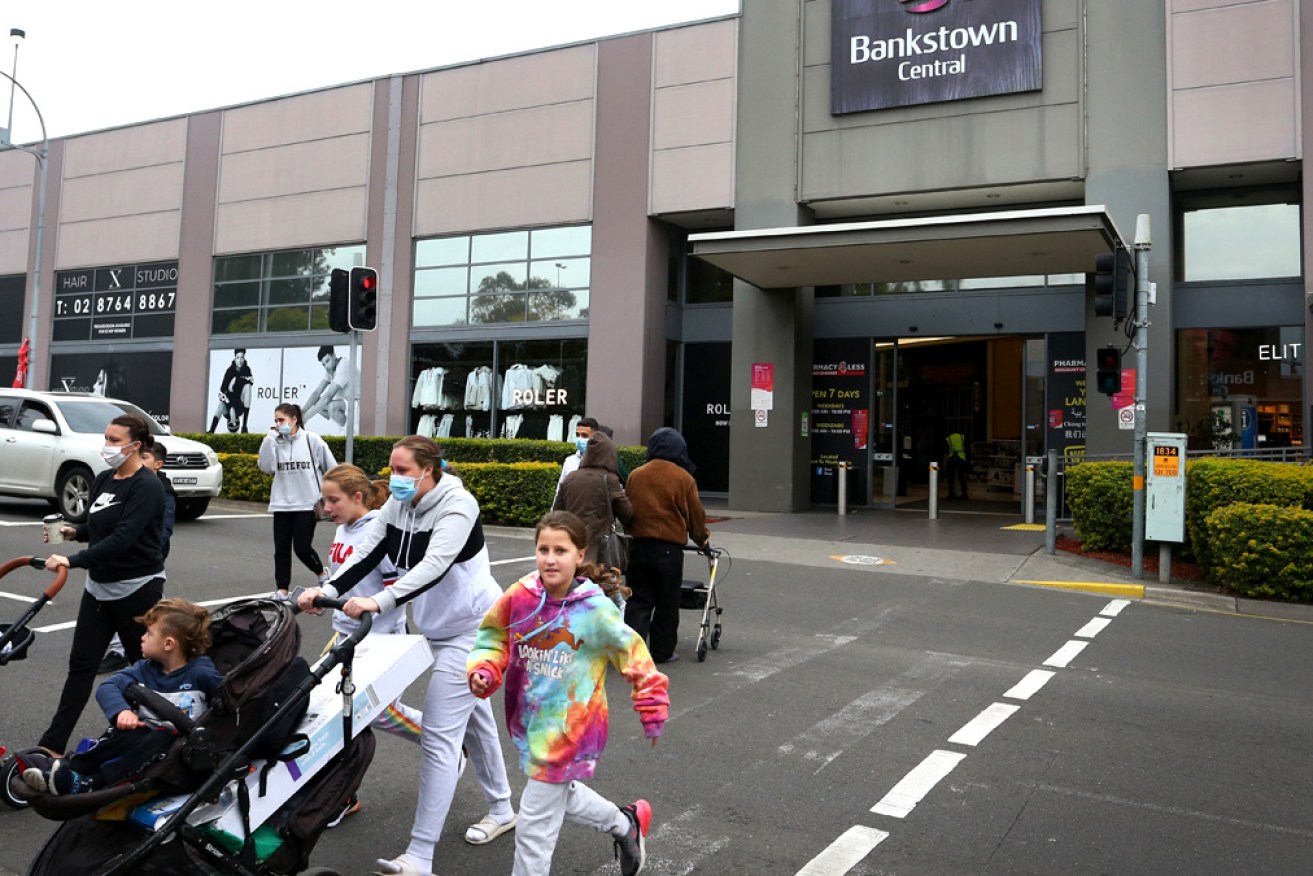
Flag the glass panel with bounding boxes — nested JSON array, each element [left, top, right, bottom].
[[415, 236, 469, 268], [309, 304, 331, 331], [270, 250, 314, 278], [415, 267, 468, 298], [1046, 273, 1083, 286], [213, 281, 261, 308], [318, 245, 366, 273], [269, 278, 312, 305], [1182, 203, 1301, 281], [214, 255, 262, 283], [529, 257, 590, 289], [57, 400, 167, 435], [212, 309, 261, 334], [529, 225, 591, 259], [1176, 326, 1304, 449], [470, 292, 527, 324], [409, 341, 495, 437], [958, 275, 1045, 289], [310, 276, 331, 303], [686, 257, 734, 303], [265, 305, 310, 332], [1024, 338, 1045, 459], [471, 230, 528, 263], [470, 262, 527, 293], [498, 339, 588, 432], [413, 297, 468, 326], [527, 288, 585, 321], [872, 344, 897, 506]]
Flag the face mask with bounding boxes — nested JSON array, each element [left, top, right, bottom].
[[277, 423, 292, 437], [575, 437, 588, 455], [389, 473, 419, 502], [101, 444, 131, 469]]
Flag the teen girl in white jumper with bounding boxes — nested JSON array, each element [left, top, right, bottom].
[[257, 403, 335, 599]]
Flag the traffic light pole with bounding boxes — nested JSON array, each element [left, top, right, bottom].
[[345, 329, 359, 465], [1131, 214, 1152, 578]]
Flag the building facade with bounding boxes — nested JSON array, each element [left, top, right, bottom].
[[0, 1, 1306, 512]]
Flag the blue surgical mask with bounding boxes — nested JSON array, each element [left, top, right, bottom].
[[277, 424, 292, 437], [389, 474, 418, 502], [575, 437, 588, 455]]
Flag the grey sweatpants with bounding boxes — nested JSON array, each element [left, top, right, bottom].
[[512, 778, 627, 875]]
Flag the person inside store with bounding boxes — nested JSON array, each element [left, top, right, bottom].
[[553, 416, 599, 501], [623, 427, 710, 664], [37, 413, 166, 757], [944, 430, 970, 500], [257, 403, 335, 600]]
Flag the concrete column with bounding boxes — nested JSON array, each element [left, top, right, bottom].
[[1302, 0, 1313, 448], [380, 74, 421, 437], [25, 139, 61, 391]]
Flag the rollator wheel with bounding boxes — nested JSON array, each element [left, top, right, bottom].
[[711, 625, 722, 650], [696, 637, 709, 662], [1, 752, 30, 809]]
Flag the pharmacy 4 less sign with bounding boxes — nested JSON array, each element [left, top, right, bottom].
[[831, 0, 1042, 114]]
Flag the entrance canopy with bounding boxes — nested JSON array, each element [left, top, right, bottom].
[[688, 205, 1126, 289]]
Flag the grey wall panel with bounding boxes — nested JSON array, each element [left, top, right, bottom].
[[812, 288, 1083, 338], [1172, 282, 1304, 329]]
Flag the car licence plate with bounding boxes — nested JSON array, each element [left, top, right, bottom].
[[171, 477, 198, 485]]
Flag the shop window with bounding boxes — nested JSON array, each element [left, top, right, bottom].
[[1176, 327, 1303, 450], [0, 275, 25, 344], [212, 245, 365, 335], [816, 275, 1063, 297], [414, 226, 590, 327], [1179, 194, 1301, 282]]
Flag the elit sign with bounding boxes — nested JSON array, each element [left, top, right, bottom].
[[831, 0, 1042, 114]]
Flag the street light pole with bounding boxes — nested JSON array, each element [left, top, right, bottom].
[[0, 67, 49, 390], [5, 29, 22, 141], [554, 262, 566, 287]]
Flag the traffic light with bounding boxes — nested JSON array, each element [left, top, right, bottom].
[[348, 266, 379, 331], [328, 268, 350, 333], [1096, 346, 1121, 396], [1092, 246, 1134, 320]]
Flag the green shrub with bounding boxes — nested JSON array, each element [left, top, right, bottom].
[[1202, 503, 1313, 603], [1185, 459, 1308, 568], [1065, 461, 1134, 551], [217, 453, 273, 503]]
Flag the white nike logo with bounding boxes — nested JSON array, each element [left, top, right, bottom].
[[89, 494, 121, 515]]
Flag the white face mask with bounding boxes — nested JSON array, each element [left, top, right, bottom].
[[101, 444, 132, 469]]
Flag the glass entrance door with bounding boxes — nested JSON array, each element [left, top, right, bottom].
[[871, 342, 898, 508]]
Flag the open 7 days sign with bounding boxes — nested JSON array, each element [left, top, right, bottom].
[[831, 0, 1042, 114]]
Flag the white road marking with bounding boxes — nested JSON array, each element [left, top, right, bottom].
[[1074, 617, 1112, 639], [948, 702, 1020, 747], [1, 590, 48, 604], [1003, 669, 1055, 701], [1039, 783, 1313, 840], [871, 749, 966, 818], [0, 520, 41, 527], [196, 513, 273, 520], [33, 620, 77, 633], [1100, 599, 1131, 617], [489, 556, 535, 567], [779, 687, 924, 772], [1043, 640, 1088, 668], [796, 825, 889, 876], [590, 804, 730, 875]]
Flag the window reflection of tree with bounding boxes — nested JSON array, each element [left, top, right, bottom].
[[469, 270, 579, 323]]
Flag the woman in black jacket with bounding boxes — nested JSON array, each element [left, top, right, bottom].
[[38, 413, 166, 755]]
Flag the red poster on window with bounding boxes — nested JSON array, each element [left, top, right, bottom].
[[751, 362, 774, 410], [852, 409, 869, 450]]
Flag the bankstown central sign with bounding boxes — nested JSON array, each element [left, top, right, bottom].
[[831, 0, 1042, 114]]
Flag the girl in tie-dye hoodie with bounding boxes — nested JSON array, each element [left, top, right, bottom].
[[468, 510, 669, 876]]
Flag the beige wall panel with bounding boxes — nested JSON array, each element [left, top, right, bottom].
[[222, 84, 373, 155], [62, 119, 187, 178], [414, 161, 592, 236], [1172, 79, 1297, 165], [1171, 0, 1294, 89], [650, 143, 734, 214], [0, 229, 29, 273], [0, 150, 37, 188], [802, 104, 1082, 200], [1172, 0, 1266, 12], [654, 19, 737, 87], [652, 79, 735, 150], [59, 164, 184, 223], [417, 101, 594, 179], [420, 46, 596, 122], [0, 186, 32, 232], [56, 213, 180, 269], [219, 134, 371, 203], [215, 189, 368, 255]]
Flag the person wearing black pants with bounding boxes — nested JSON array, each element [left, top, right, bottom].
[[39, 413, 166, 755], [622, 428, 710, 664], [258, 403, 336, 598], [272, 510, 322, 591]]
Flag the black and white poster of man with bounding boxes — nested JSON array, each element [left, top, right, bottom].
[[48, 351, 175, 426], [207, 345, 358, 436]]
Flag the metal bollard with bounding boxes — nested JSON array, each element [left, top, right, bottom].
[[928, 461, 939, 520], [837, 462, 848, 516], [1045, 449, 1058, 555], [1024, 465, 1035, 524]]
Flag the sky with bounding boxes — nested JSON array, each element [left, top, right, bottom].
[[0, 1, 740, 142]]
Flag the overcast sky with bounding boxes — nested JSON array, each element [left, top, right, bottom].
[[1, 1, 739, 142]]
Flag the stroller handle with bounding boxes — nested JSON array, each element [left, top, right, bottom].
[[306, 594, 374, 639], [0, 556, 69, 600]]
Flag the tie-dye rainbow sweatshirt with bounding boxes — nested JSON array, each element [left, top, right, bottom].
[[467, 571, 669, 783]]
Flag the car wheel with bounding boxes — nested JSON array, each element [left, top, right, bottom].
[[56, 465, 94, 524], [175, 498, 211, 521]]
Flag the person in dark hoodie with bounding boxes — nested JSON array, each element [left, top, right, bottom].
[[552, 431, 633, 567], [622, 427, 710, 664], [297, 435, 516, 876]]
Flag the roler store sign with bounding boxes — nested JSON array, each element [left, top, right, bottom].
[[831, 0, 1042, 114]]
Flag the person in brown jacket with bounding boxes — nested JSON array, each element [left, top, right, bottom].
[[552, 431, 633, 564], [622, 427, 710, 664]]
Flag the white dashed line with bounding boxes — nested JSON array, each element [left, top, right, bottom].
[[796, 825, 889, 875], [1100, 599, 1132, 617], [1074, 617, 1111, 639], [948, 702, 1020, 747], [871, 749, 966, 818], [1043, 639, 1088, 668], [1003, 669, 1055, 701]]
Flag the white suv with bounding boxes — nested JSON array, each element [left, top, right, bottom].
[[0, 389, 224, 523]]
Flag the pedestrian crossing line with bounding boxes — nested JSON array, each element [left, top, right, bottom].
[[796, 825, 889, 876], [872, 749, 966, 818], [778, 686, 924, 773], [948, 702, 1020, 747], [1074, 617, 1112, 639], [1043, 639, 1088, 668], [1100, 598, 1132, 617], [591, 804, 730, 876], [1003, 668, 1055, 701]]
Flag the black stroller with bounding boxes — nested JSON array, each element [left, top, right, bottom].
[[0, 556, 70, 810], [12, 594, 378, 876]]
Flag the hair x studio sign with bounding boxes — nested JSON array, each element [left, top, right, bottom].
[[831, 0, 1042, 114]]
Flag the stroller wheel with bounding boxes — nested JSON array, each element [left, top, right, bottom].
[[0, 752, 30, 809]]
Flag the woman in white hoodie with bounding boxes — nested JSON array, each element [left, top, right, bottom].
[[257, 403, 335, 599], [298, 435, 515, 876]]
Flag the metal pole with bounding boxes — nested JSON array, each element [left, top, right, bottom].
[[1023, 464, 1035, 524], [6, 31, 19, 141], [837, 462, 848, 516], [0, 70, 47, 389], [1045, 448, 1058, 554], [1131, 214, 1152, 579], [1158, 542, 1172, 584], [928, 461, 939, 520], [345, 330, 358, 464]]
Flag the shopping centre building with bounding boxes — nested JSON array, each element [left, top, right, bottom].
[[0, 1, 1307, 511]]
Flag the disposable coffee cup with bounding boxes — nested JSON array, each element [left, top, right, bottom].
[[43, 514, 64, 544]]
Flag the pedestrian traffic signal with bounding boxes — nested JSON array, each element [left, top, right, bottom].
[[1092, 247, 1134, 320], [1096, 346, 1121, 396], [328, 268, 350, 333], [348, 266, 379, 331]]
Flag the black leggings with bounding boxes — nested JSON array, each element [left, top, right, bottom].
[[39, 578, 165, 755], [272, 510, 324, 591], [623, 539, 685, 662]]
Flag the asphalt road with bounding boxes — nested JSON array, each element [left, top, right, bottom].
[[1, 496, 1312, 875]]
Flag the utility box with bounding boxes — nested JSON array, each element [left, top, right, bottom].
[[1146, 432, 1187, 542]]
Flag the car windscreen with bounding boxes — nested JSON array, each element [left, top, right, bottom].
[[57, 400, 167, 436]]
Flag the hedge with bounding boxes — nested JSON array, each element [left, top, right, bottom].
[[1065, 461, 1134, 552], [1202, 503, 1313, 602], [1183, 458, 1310, 568]]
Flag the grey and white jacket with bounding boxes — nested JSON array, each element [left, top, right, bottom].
[[257, 429, 336, 513]]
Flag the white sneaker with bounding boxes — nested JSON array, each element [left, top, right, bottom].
[[271, 590, 290, 602]]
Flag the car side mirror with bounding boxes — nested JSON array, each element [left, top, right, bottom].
[[32, 418, 58, 435]]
